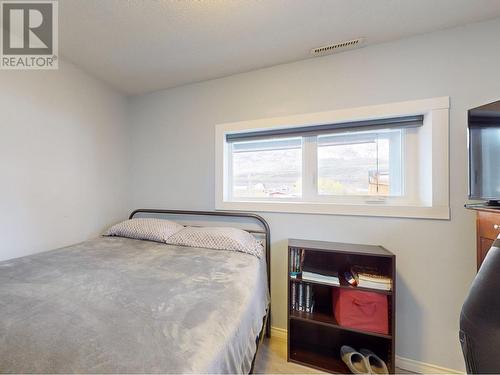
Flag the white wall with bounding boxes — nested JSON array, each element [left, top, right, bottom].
[[0, 60, 129, 261], [127, 18, 500, 371]]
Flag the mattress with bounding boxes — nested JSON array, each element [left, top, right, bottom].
[[0, 236, 269, 373]]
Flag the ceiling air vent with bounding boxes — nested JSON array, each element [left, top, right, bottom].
[[311, 38, 365, 56]]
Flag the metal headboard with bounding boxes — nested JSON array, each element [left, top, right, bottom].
[[129, 208, 271, 337]]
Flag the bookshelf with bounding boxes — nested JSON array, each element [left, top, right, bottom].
[[287, 239, 396, 374]]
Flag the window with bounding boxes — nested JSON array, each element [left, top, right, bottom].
[[228, 129, 403, 202], [317, 129, 402, 197], [216, 97, 450, 219], [231, 138, 302, 199], [226, 116, 416, 204]]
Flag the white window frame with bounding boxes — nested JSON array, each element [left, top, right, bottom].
[[215, 97, 450, 219]]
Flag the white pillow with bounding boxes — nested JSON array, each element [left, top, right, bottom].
[[166, 226, 263, 258], [104, 218, 183, 243]]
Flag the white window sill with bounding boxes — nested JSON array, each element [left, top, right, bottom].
[[216, 200, 450, 220]]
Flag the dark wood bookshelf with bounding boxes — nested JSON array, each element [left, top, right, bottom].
[[290, 276, 393, 295], [287, 239, 396, 374], [290, 310, 393, 340], [290, 347, 351, 374]]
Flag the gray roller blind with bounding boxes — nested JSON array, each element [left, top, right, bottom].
[[226, 115, 423, 143]]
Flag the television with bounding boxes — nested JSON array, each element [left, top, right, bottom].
[[468, 100, 500, 206]]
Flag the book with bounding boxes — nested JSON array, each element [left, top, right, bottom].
[[351, 265, 392, 291], [291, 282, 297, 310], [305, 283, 310, 312], [290, 248, 304, 277], [356, 272, 392, 284], [290, 248, 297, 277], [302, 271, 340, 286], [357, 280, 392, 291], [304, 283, 314, 313], [297, 283, 304, 311], [291, 281, 315, 313]]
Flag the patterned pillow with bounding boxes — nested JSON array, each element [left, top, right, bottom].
[[104, 218, 184, 243], [166, 226, 263, 258]]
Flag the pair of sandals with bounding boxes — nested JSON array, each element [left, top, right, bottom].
[[340, 346, 389, 374]]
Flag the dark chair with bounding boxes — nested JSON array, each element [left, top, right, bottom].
[[460, 238, 500, 374]]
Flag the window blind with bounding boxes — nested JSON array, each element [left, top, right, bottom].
[[225, 115, 423, 143]]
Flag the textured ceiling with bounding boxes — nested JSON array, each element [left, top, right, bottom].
[[59, 0, 500, 95]]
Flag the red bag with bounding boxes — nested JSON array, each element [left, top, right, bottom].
[[332, 289, 389, 335]]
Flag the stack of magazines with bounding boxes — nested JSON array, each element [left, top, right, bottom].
[[290, 282, 314, 313], [301, 254, 339, 286], [302, 271, 339, 286], [351, 265, 392, 291]]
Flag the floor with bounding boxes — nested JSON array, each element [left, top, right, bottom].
[[254, 335, 323, 374], [253, 335, 412, 374]]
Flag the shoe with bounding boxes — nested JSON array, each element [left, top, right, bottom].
[[359, 348, 389, 374], [340, 345, 370, 374]]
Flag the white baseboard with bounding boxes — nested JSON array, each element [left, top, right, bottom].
[[396, 355, 464, 374], [270, 327, 464, 374]]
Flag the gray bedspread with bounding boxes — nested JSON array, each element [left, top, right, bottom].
[[0, 237, 269, 374]]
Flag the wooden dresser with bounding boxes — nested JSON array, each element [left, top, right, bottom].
[[469, 207, 500, 270]]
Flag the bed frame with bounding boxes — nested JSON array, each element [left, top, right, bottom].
[[129, 209, 272, 350]]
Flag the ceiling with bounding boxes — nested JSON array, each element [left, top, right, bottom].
[[59, 0, 500, 95]]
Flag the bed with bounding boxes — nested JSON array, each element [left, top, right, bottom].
[[0, 209, 271, 374]]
